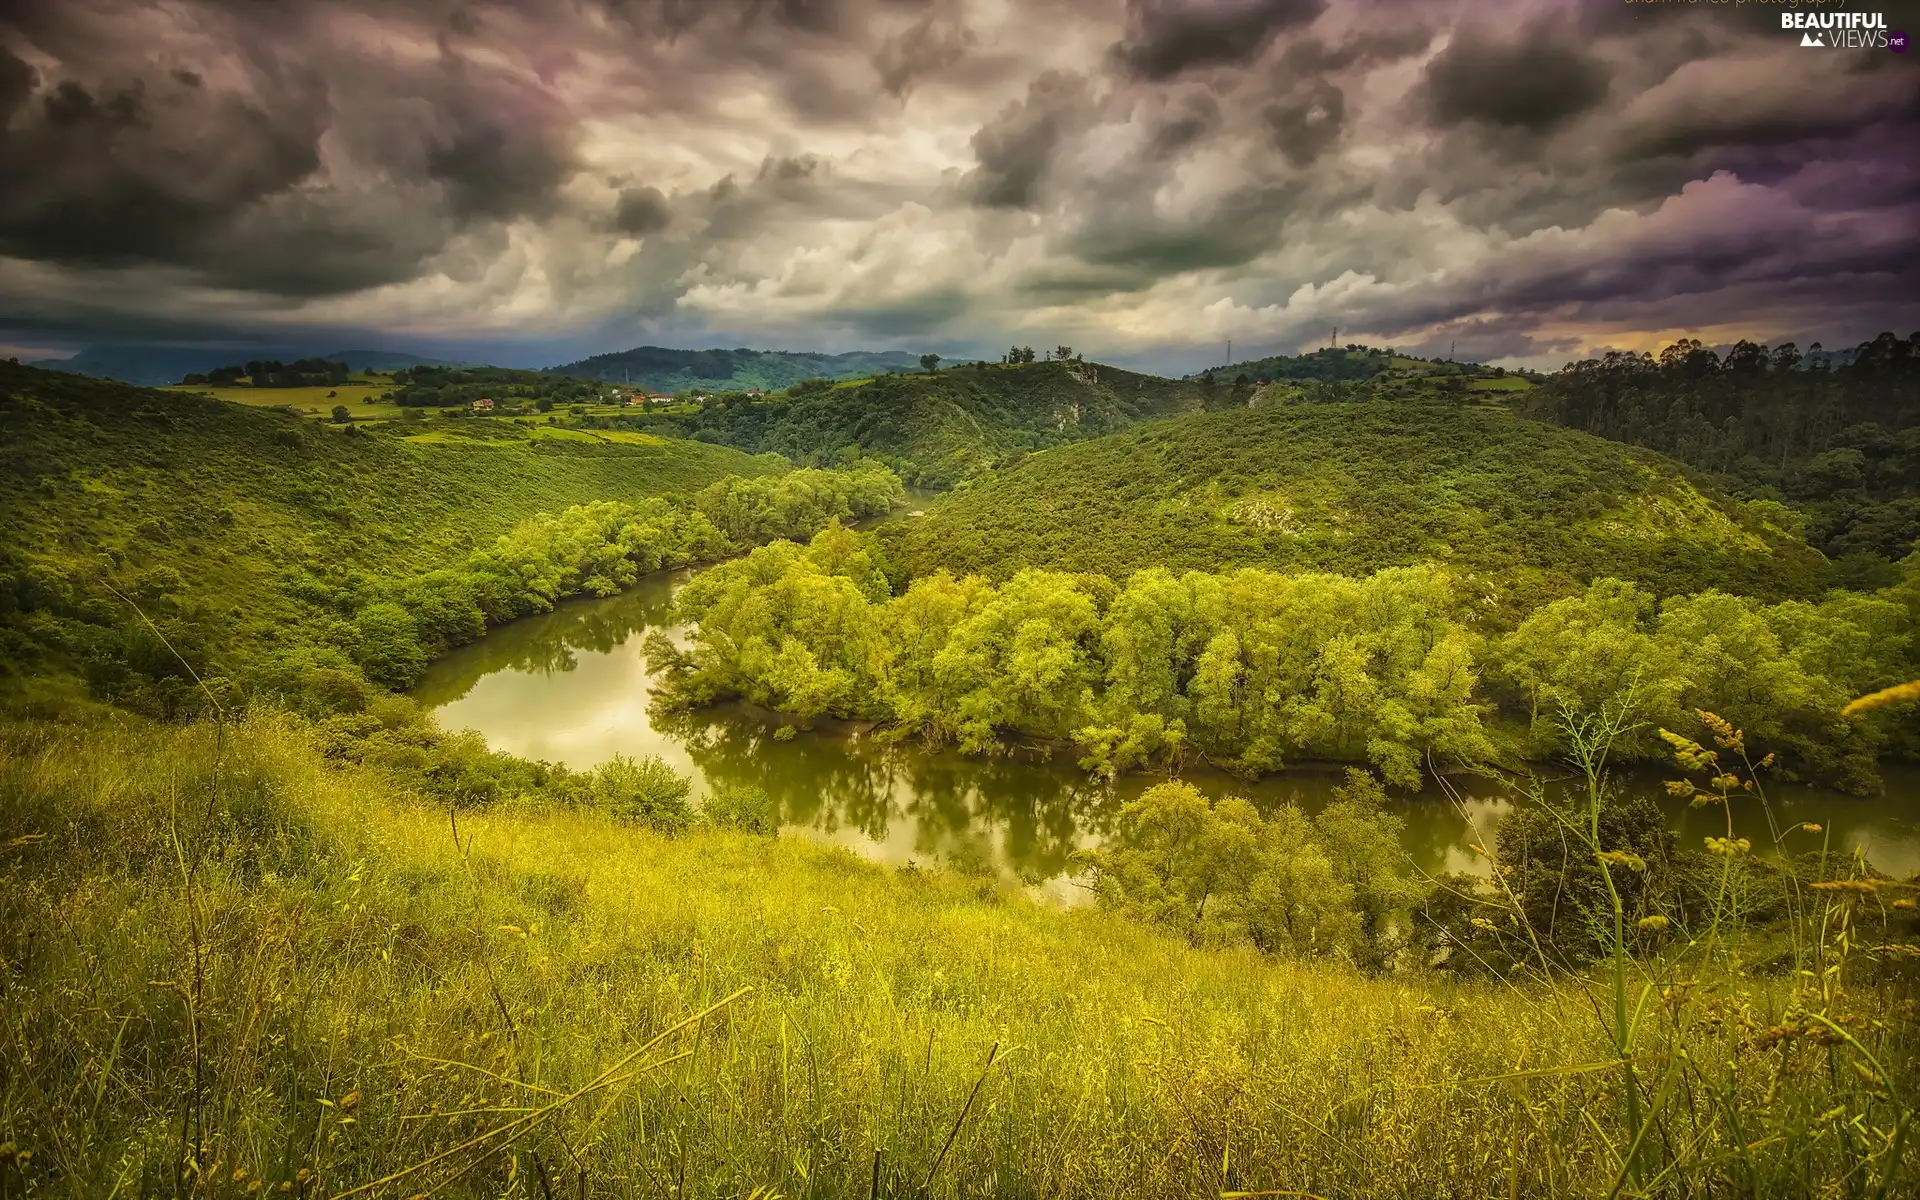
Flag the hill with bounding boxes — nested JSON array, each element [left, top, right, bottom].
[[0, 362, 773, 707], [1512, 332, 1920, 572], [546, 345, 919, 392], [27, 344, 463, 386], [608, 359, 1207, 486], [878, 399, 1831, 604]]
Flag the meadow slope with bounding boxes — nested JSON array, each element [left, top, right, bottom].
[[0, 363, 776, 703], [2, 713, 1910, 1198]]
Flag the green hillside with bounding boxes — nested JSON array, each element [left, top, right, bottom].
[[620, 359, 1206, 486], [879, 400, 1831, 604], [547, 345, 919, 392], [0, 362, 776, 706]]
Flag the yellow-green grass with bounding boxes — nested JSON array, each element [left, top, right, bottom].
[[169, 383, 390, 412], [1467, 375, 1536, 392], [2, 713, 1909, 1198]]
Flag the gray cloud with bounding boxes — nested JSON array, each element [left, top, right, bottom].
[[964, 70, 1091, 209], [615, 186, 672, 235], [0, 0, 1911, 370], [1423, 22, 1612, 132], [1113, 0, 1326, 81]]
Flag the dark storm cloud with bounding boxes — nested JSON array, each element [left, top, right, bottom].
[[0, 44, 35, 122], [614, 186, 672, 235], [1264, 81, 1343, 166], [1113, 0, 1326, 80], [0, 61, 329, 267], [964, 70, 1091, 209], [1423, 22, 1612, 132], [0, 0, 1914, 368]]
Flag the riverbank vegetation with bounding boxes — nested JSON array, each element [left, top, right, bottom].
[[650, 525, 1919, 789]]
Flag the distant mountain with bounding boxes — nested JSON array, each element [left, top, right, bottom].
[[25, 344, 462, 386], [548, 346, 920, 392]]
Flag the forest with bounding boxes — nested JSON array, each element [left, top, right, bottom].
[[1, 348, 1916, 1198], [1518, 332, 1920, 572]]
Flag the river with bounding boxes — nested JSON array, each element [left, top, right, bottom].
[[414, 567, 1920, 897]]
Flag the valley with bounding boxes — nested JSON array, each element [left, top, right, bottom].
[[3, 338, 1918, 1198]]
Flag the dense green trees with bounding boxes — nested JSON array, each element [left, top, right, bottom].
[[1520, 332, 1920, 565], [880, 403, 1829, 604], [656, 524, 1916, 787], [1492, 578, 1910, 787]]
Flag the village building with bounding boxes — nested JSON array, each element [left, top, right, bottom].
[[471, 397, 494, 412]]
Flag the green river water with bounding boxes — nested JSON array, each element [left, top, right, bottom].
[[415, 569, 1920, 899]]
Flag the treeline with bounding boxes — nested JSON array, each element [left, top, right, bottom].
[[390, 364, 604, 410], [650, 527, 1918, 789], [185, 358, 352, 387], [1519, 332, 1920, 564]]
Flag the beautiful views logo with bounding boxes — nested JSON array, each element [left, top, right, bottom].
[[1782, 11, 1895, 49]]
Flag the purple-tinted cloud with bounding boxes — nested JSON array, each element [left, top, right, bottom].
[[0, 0, 1911, 369]]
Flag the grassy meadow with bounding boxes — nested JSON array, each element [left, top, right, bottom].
[[2, 712, 1913, 1199]]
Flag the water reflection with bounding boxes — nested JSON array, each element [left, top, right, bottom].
[[415, 573, 1920, 888]]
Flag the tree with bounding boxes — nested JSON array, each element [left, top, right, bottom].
[[920, 353, 941, 373], [330, 405, 352, 424], [1055, 346, 1073, 362], [1019, 346, 1037, 363], [180, 373, 208, 386]]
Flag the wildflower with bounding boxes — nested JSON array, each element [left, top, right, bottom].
[[1638, 914, 1670, 932], [1470, 917, 1498, 932], [1663, 779, 1693, 796], [1598, 849, 1647, 872], [1658, 729, 1716, 772], [1840, 679, 1920, 717], [1704, 836, 1752, 857], [1697, 710, 1744, 753], [1801, 823, 1823, 834], [1710, 773, 1742, 793]]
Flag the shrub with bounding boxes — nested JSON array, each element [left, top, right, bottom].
[[587, 754, 694, 832], [703, 782, 778, 834]]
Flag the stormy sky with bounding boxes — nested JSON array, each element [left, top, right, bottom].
[[1, 0, 1916, 371]]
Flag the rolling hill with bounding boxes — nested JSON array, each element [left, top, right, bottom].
[[0, 362, 773, 705], [618, 358, 1208, 486], [546, 345, 920, 392], [877, 400, 1832, 605]]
